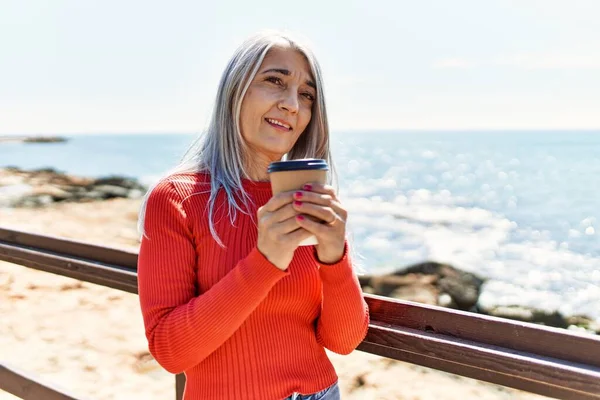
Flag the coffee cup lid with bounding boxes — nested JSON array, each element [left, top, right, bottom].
[[267, 158, 329, 173]]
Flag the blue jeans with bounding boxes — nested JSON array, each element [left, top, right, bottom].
[[284, 382, 340, 400]]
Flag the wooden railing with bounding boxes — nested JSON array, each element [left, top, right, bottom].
[[1, 226, 600, 400]]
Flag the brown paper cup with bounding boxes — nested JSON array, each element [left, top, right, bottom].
[[268, 159, 329, 246]]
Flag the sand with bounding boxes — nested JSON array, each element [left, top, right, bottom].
[[0, 198, 550, 399]]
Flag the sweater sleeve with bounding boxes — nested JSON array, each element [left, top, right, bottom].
[[314, 243, 370, 355], [137, 180, 288, 373]]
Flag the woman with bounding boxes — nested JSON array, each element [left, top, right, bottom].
[[137, 31, 369, 400]]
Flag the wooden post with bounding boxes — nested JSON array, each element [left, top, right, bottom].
[[175, 373, 186, 400]]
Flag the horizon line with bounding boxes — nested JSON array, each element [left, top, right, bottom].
[[1, 128, 599, 137]]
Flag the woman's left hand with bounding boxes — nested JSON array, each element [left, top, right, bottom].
[[292, 183, 347, 264]]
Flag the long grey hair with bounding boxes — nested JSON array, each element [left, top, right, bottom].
[[138, 31, 335, 246]]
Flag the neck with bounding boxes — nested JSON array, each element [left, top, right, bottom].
[[246, 164, 269, 181], [245, 152, 282, 181]]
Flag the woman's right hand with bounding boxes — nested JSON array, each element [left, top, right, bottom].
[[257, 191, 313, 271]]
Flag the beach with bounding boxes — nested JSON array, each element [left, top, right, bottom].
[[0, 196, 550, 400]]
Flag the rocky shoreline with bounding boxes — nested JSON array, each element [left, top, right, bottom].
[[359, 262, 599, 334], [0, 167, 146, 207], [1, 166, 597, 335], [0, 135, 68, 144]]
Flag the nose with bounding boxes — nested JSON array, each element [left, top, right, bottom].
[[278, 88, 299, 114]]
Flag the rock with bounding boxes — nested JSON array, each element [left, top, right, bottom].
[[565, 315, 600, 334], [17, 194, 54, 208], [83, 191, 106, 200], [437, 293, 454, 308], [358, 275, 372, 288], [361, 286, 376, 295], [360, 262, 484, 311], [93, 176, 144, 190], [362, 264, 598, 333], [0, 184, 34, 207], [0, 136, 66, 144], [399, 262, 484, 310], [36, 194, 54, 206], [31, 185, 73, 200], [369, 274, 437, 297], [0, 167, 147, 207], [127, 189, 144, 199], [390, 283, 439, 305], [92, 185, 131, 199], [480, 305, 569, 328], [22, 136, 68, 143], [365, 274, 440, 305]]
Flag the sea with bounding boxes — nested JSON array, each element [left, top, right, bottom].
[[1, 130, 599, 321]]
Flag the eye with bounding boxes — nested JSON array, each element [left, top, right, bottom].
[[301, 92, 315, 102], [265, 76, 283, 85]]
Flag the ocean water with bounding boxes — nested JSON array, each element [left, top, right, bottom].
[[1, 131, 599, 320]]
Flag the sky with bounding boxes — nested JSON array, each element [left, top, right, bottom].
[[1, 0, 599, 135]]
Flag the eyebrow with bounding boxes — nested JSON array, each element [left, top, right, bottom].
[[261, 68, 316, 89]]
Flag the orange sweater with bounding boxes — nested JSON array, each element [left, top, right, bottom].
[[137, 173, 369, 400]]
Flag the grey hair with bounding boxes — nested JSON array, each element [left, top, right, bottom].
[[138, 31, 335, 246]]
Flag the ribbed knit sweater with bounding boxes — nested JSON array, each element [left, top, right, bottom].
[[137, 173, 370, 400]]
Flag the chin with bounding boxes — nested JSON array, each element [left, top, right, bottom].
[[260, 146, 289, 160], [259, 141, 294, 158]]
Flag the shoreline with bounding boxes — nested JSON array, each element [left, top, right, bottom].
[[0, 135, 68, 144], [1, 166, 598, 335]]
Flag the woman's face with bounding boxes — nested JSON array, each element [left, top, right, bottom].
[[240, 45, 316, 164]]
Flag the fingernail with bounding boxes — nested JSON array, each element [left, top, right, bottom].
[[294, 201, 302, 207], [296, 215, 305, 221], [295, 191, 303, 198], [303, 184, 312, 191]]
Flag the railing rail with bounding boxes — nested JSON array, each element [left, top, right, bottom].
[[1, 226, 600, 400], [0, 362, 87, 400]]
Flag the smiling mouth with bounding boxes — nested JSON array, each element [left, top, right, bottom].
[[265, 118, 292, 131]]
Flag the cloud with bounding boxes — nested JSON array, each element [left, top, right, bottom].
[[433, 53, 600, 70]]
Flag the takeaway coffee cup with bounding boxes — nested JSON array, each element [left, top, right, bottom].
[[268, 158, 329, 246]]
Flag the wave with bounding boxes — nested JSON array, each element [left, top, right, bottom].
[[343, 189, 600, 321]]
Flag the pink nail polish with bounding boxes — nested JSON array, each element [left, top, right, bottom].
[[296, 215, 305, 221], [294, 201, 302, 207], [295, 191, 303, 198], [303, 184, 312, 191]]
